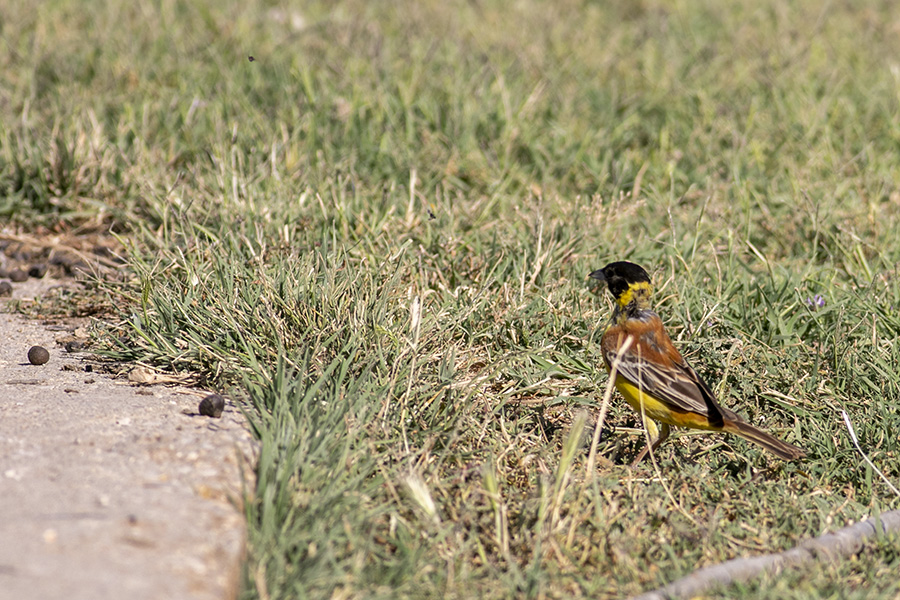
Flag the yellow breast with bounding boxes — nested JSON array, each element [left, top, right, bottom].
[[614, 375, 719, 431], [614, 375, 675, 423]]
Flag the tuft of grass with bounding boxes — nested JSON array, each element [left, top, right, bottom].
[[6, 0, 900, 598]]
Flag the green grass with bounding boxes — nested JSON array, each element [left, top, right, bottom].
[[4, 0, 900, 597]]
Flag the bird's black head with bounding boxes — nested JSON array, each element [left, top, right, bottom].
[[589, 261, 652, 304]]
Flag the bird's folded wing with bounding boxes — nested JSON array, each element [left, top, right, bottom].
[[610, 352, 723, 421]]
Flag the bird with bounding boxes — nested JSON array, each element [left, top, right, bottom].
[[590, 261, 805, 465]]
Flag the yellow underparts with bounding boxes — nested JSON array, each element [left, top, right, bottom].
[[614, 375, 722, 431]]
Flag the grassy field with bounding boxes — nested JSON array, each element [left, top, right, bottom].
[[4, 0, 900, 597]]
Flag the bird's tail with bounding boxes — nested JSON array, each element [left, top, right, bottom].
[[724, 420, 806, 460]]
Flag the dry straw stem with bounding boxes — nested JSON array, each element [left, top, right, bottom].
[[584, 334, 634, 479], [632, 510, 900, 600], [841, 410, 900, 498]]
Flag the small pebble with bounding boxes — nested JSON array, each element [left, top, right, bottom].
[[28, 264, 48, 279], [198, 393, 226, 418], [9, 269, 28, 282], [28, 346, 50, 365], [0, 281, 11, 297]]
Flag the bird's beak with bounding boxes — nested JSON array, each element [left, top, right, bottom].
[[589, 269, 606, 281]]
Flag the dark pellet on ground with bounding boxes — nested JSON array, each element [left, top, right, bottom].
[[9, 269, 28, 282], [28, 264, 48, 279], [198, 394, 226, 418], [28, 346, 50, 365], [65, 341, 85, 352], [0, 281, 11, 297]]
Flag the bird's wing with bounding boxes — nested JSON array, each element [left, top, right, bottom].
[[602, 322, 726, 425]]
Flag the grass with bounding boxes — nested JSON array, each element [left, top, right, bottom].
[[4, 0, 900, 597], [723, 532, 900, 599]]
